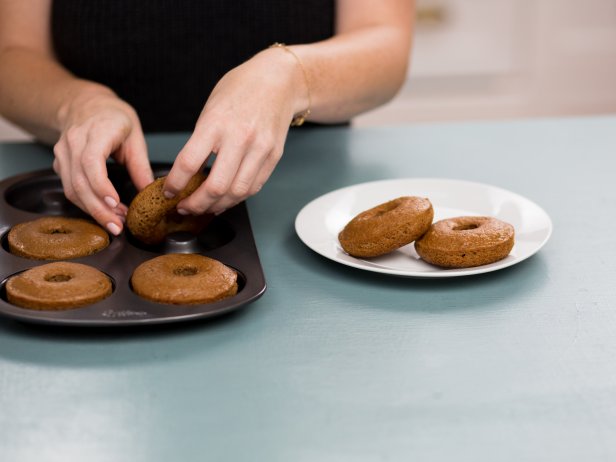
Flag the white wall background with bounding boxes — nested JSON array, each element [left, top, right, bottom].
[[355, 0, 616, 125]]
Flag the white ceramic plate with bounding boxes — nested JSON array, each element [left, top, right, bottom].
[[295, 178, 552, 278]]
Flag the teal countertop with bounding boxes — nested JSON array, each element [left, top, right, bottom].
[[1, 116, 615, 461]]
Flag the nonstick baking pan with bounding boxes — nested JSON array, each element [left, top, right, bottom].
[[0, 163, 266, 326]]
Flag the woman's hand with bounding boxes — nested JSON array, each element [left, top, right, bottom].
[[163, 47, 309, 216], [52, 90, 154, 235]]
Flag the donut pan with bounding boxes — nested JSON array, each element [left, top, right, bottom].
[[0, 163, 267, 327]]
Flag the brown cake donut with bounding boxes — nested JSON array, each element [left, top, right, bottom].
[[6, 262, 112, 310], [127, 173, 213, 245], [415, 216, 515, 268], [131, 253, 238, 305], [338, 196, 434, 258], [7, 217, 109, 260]]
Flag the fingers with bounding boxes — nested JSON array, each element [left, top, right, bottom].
[[73, 173, 124, 235], [53, 124, 129, 236], [118, 203, 128, 218], [123, 122, 154, 191], [176, 138, 246, 215], [164, 130, 217, 200], [178, 140, 281, 216], [81, 134, 121, 207], [207, 147, 278, 215]]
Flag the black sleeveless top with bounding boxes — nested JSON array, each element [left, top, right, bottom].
[[52, 1, 335, 132]]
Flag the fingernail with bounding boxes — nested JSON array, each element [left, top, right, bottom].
[[104, 196, 118, 208], [163, 190, 175, 199], [214, 209, 226, 216], [107, 222, 121, 236], [177, 208, 189, 216]]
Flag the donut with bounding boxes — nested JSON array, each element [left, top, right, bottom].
[[131, 253, 238, 305], [5, 262, 112, 310], [7, 217, 109, 260], [126, 173, 213, 245], [338, 196, 433, 258], [414, 216, 515, 268]]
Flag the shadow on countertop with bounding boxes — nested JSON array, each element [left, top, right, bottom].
[[0, 298, 264, 368], [282, 224, 551, 315]]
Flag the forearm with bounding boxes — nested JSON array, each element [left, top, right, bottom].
[[0, 47, 114, 144], [291, 25, 412, 123]]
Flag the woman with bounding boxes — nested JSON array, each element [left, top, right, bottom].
[[0, 0, 413, 236]]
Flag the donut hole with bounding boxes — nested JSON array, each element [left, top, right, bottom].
[[173, 266, 199, 277], [373, 201, 399, 217], [44, 273, 73, 283], [46, 227, 71, 235], [453, 223, 479, 231]]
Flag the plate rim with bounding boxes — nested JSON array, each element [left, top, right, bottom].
[[295, 177, 553, 278]]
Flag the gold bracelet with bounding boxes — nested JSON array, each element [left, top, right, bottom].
[[269, 42, 311, 127]]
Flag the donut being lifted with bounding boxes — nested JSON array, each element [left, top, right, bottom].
[[127, 173, 212, 245], [338, 196, 433, 258], [415, 216, 514, 268]]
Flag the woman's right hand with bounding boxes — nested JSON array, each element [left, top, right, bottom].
[[53, 90, 154, 235]]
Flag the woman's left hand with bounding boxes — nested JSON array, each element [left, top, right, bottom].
[[163, 47, 309, 216]]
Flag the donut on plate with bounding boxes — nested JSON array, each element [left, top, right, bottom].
[[8, 216, 109, 260], [131, 253, 238, 305], [415, 216, 514, 268], [338, 196, 433, 258], [6, 262, 112, 310]]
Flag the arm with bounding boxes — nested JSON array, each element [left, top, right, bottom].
[[164, 0, 414, 215], [290, 0, 414, 123], [0, 0, 153, 235]]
